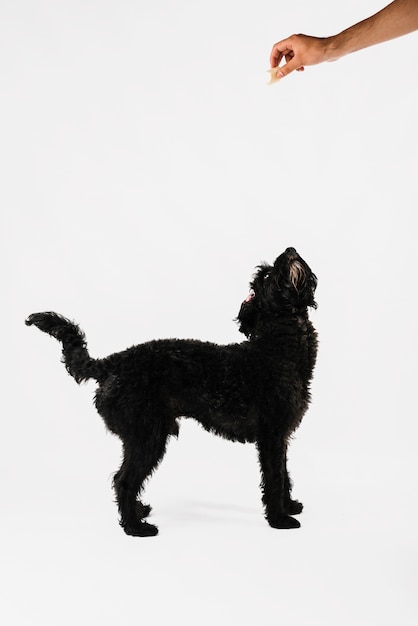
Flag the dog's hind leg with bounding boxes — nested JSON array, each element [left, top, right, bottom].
[[113, 435, 168, 537], [256, 435, 301, 529]]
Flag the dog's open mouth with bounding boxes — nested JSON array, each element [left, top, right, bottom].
[[289, 261, 306, 290], [244, 289, 255, 303]]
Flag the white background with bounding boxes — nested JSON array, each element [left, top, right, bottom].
[[2, 1, 417, 624]]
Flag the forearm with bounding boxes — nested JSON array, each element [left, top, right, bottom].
[[326, 0, 418, 60]]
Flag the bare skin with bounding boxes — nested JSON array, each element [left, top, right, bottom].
[[270, 0, 418, 80]]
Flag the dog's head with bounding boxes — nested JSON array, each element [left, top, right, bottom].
[[237, 247, 317, 338]]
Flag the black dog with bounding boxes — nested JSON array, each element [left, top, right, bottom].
[[26, 247, 318, 537]]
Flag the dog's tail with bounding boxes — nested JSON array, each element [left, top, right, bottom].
[[25, 312, 104, 384]]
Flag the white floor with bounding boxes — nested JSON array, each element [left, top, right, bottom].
[[2, 402, 417, 625]]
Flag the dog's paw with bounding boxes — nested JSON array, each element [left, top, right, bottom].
[[123, 521, 159, 537], [136, 501, 152, 519], [287, 499, 303, 515], [268, 515, 301, 529]]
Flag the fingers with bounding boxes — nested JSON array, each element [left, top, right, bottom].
[[276, 55, 305, 79], [270, 38, 294, 68], [269, 55, 304, 81], [270, 36, 304, 80]]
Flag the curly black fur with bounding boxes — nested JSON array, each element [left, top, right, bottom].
[[25, 247, 318, 537]]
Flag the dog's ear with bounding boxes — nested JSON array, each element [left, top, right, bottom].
[[236, 264, 271, 337], [236, 298, 258, 338]]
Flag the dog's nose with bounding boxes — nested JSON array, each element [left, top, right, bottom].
[[285, 247, 297, 257]]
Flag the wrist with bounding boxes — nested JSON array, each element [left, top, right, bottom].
[[322, 35, 345, 62]]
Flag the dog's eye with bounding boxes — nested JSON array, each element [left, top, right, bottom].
[[264, 273, 270, 281]]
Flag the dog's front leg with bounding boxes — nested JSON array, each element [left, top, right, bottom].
[[256, 435, 300, 529], [283, 459, 304, 516]]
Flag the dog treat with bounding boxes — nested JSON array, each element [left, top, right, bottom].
[[267, 67, 282, 84], [26, 247, 318, 538]]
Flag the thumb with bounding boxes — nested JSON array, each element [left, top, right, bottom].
[[276, 56, 303, 79]]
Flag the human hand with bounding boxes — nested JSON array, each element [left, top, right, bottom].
[[270, 1, 418, 82], [270, 34, 335, 80]]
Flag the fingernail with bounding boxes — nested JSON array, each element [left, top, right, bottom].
[[277, 71, 284, 79]]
